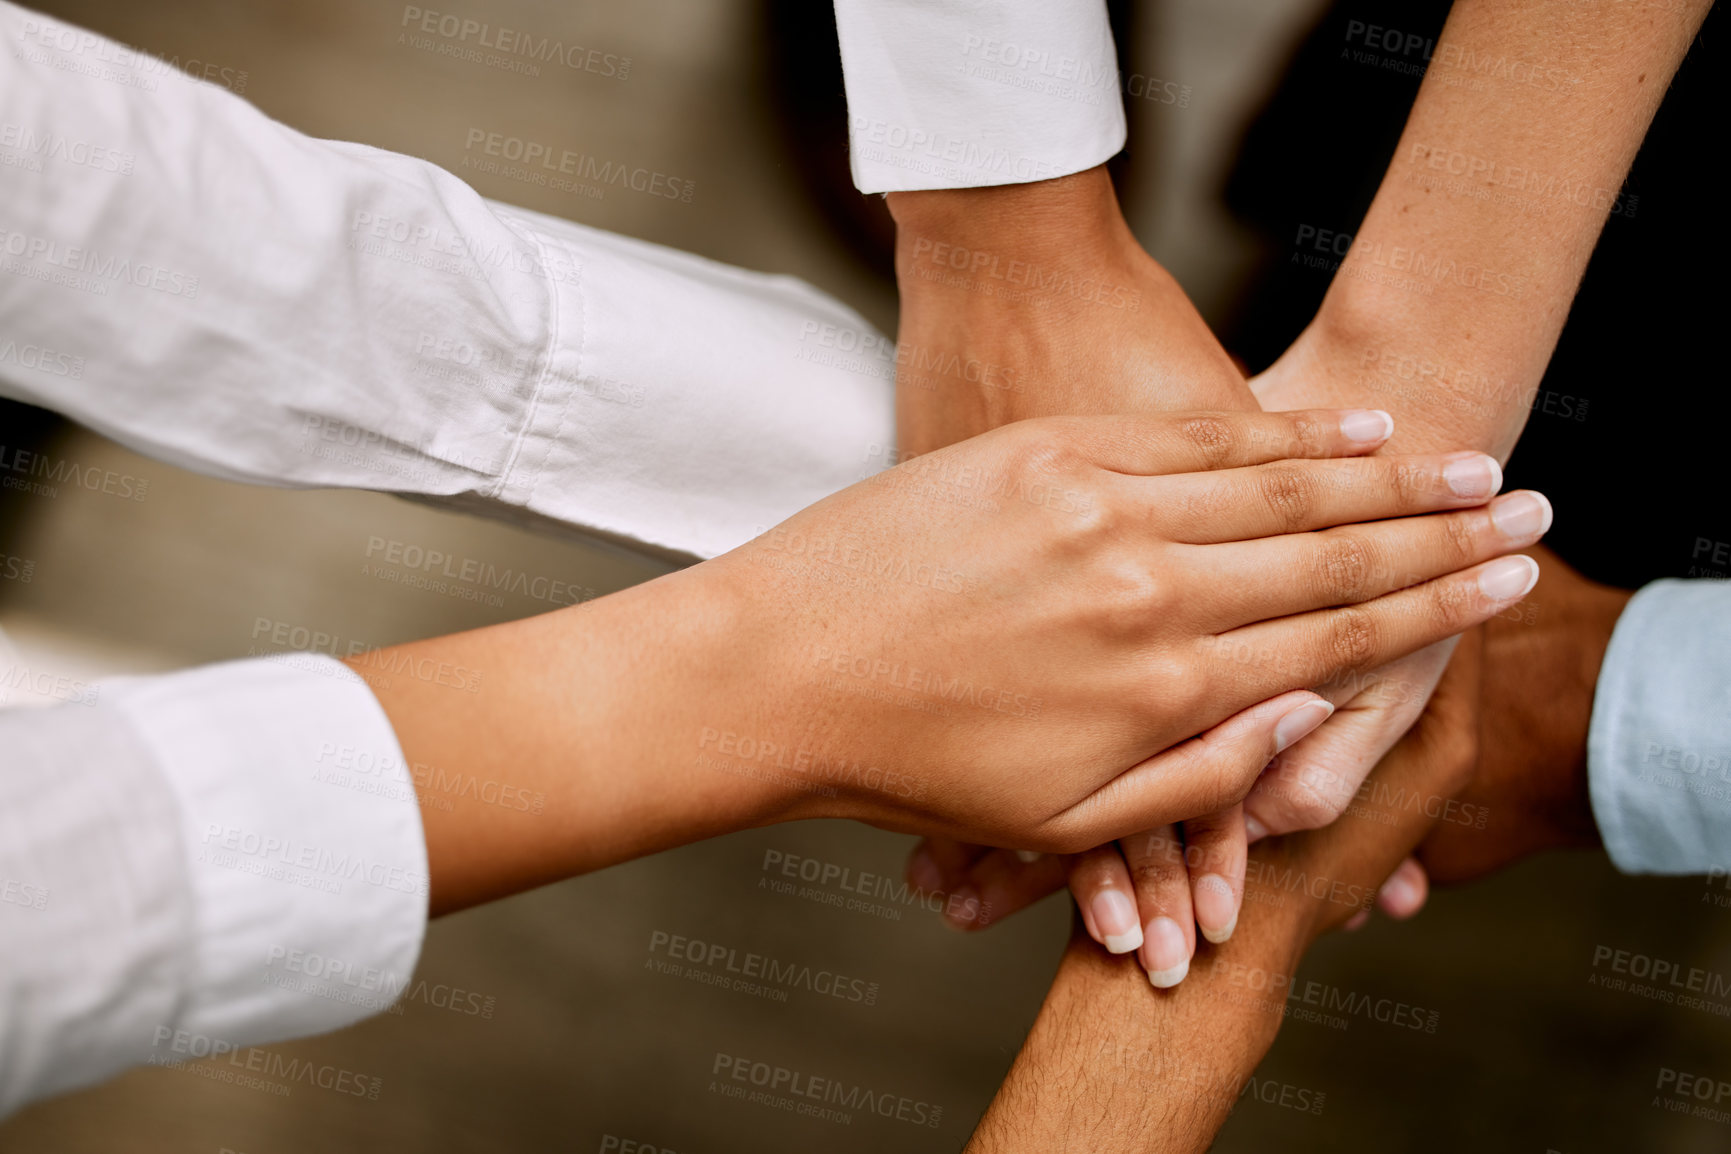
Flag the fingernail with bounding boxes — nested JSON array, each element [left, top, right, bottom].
[[1274, 699, 1334, 754], [908, 846, 943, 893], [1194, 874, 1238, 944], [1343, 909, 1372, 932], [1489, 491, 1553, 539], [1244, 814, 1269, 843], [1339, 409, 1394, 445], [1143, 917, 1191, 987], [943, 885, 981, 930], [1477, 554, 1540, 602], [1441, 452, 1502, 500], [1091, 890, 1143, 954], [1014, 850, 1042, 864], [1380, 871, 1418, 912]]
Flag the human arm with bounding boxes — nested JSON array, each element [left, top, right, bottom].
[[0, 0, 891, 562], [0, 408, 1541, 1114], [1420, 551, 1731, 884], [966, 631, 1483, 1152]]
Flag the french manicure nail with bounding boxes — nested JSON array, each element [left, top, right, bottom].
[[1441, 452, 1502, 500], [1244, 814, 1269, 843], [1274, 699, 1335, 754], [1143, 917, 1191, 988], [1195, 874, 1239, 944], [1477, 554, 1540, 602], [1014, 850, 1042, 864], [1339, 409, 1394, 444], [944, 885, 981, 930], [1091, 890, 1143, 954], [1489, 491, 1553, 539], [1380, 872, 1418, 912]]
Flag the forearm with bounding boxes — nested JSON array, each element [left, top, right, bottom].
[[349, 567, 805, 916], [970, 907, 1304, 1153], [1269, 0, 1710, 458]]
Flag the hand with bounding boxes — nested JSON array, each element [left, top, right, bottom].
[[1413, 546, 1624, 883], [887, 168, 1548, 951], [964, 635, 1484, 1153], [702, 409, 1544, 852], [886, 165, 1258, 460]]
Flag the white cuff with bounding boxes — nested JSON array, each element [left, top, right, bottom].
[[834, 0, 1127, 192], [109, 655, 429, 1047], [1588, 580, 1731, 874]]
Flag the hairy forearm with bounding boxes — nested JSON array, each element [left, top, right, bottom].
[[1268, 0, 1710, 457], [969, 907, 1305, 1154]]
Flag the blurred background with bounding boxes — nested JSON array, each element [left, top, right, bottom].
[[1, 1, 1726, 1151]]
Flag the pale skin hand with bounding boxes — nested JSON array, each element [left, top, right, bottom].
[[894, 0, 1709, 983], [347, 410, 1541, 916]]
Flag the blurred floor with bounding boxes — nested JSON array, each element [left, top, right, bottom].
[[1, 2, 1727, 1152]]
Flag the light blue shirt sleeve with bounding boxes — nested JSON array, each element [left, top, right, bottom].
[[1587, 579, 1731, 874]]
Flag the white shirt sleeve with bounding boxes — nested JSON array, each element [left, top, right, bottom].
[[0, 656, 425, 1116], [1587, 580, 1731, 875], [832, 0, 1126, 193], [0, 1, 893, 563]]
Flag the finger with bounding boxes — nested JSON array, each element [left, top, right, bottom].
[[1245, 643, 1452, 839], [908, 837, 991, 894], [1069, 846, 1144, 954], [1182, 805, 1247, 945], [945, 848, 1071, 931], [1040, 691, 1333, 852], [1120, 826, 1195, 988], [1342, 909, 1372, 932], [1068, 408, 1394, 476], [1188, 489, 1552, 627], [1376, 857, 1430, 919], [1204, 553, 1539, 708], [1149, 451, 1502, 544]]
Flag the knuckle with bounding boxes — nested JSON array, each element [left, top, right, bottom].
[[1179, 416, 1236, 465], [1257, 466, 1315, 531], [1439, 511, 1480, 566], [1325, 606, 1379, 670], [1005, 425, 1080, 478], [1286, 412, 1329, 457], [1312, 534, 1375, 602]]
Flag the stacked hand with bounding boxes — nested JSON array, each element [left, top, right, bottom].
[[886, 166, 1543, 980]]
